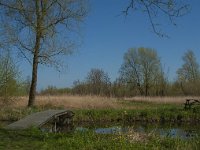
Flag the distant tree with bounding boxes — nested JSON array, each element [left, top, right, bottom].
[[153, 65, 168, 96], [0, 52, 19, 103], [0, 0, 87, 106], [86, 68, 111, 96], [177, 50, 200, 95], [40, 85, 72, 95], [111, 77, 135, 97], [111, 78, 125, 97], [72, 80, 88, 95], [177, 50, 200, 82], [120, 47, 163, 96], [123, 0, 190, 37]]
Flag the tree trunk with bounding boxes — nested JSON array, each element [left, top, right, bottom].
[[137, 83, 144, 96], [145, 84, 148, 96], [28, 0, 41, 107], [28, 32, 40, 107], [28, 54, 39, 107]]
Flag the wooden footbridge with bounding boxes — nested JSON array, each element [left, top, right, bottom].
[[6, 109, 74, 131]]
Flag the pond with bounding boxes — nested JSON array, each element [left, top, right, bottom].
[[1, 121, 199, 140], [75, 122, 200, 139]]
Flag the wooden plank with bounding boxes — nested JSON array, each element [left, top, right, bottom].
[[6, 109, 73, 130]]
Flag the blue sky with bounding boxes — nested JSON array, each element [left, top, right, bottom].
[[19, 0, 200, 90]]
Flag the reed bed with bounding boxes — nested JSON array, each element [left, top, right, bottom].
[[124, 96, 200, 104], [2, 95, 199, 109], [11, 95, 122, 109]]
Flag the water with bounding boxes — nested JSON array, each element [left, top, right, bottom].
[[76, 122, 200, 139], [1, 121, 199, 139]]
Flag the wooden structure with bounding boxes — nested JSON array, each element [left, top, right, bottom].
[[184, 99, 200, 110], [6, 109, 74, 131]]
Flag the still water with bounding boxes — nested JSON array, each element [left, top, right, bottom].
[[75, 122, 200, 139], [1, 121, 199, 139]]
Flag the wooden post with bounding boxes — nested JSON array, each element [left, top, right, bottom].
[[54, 121, 57, 132]]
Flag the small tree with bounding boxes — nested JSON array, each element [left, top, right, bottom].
[[0, 52, 19, 103]]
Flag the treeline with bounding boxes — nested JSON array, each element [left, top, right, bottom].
[[40, 48, 200, 97], [1, 47, 200, 99]]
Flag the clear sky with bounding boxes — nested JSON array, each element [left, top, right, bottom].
[[19, 0, 200, 90]]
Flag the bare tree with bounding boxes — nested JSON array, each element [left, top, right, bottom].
[[177, 50, 200, 82], [154, 65, 168, 96], [0, 0, 87, 106], [120, 47, 162, 96], [177, 50, 200, 95], [123, 0, 190, 37], [86, 68, 111, 96]]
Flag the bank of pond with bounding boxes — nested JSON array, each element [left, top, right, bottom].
[[0, 120, 200, 149]]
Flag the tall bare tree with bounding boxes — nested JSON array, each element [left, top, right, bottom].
[[0, 0, 87, 106], [123, 0, 190, 37]]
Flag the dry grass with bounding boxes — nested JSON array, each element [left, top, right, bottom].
[[3, 95, 200, 109], [124, 96, 200, 104], [11, 95, 122, 109]]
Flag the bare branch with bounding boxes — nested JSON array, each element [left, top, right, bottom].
[[123, 0, 190, 37]]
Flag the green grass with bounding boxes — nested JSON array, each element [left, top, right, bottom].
[[0, 128, 199, 150], [73, 104, 200, 123], [0, 100, 199, 123]]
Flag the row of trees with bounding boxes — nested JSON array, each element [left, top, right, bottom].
[[71, 48, 200, 97], [1, 47, 199, 99]]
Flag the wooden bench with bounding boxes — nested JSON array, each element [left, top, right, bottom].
[[184, 99, 200, 110]]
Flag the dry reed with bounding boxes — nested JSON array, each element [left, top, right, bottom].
[[124, 96, 200, 104], [4, 95, 199, 109], [11, 95, 122, 109]]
